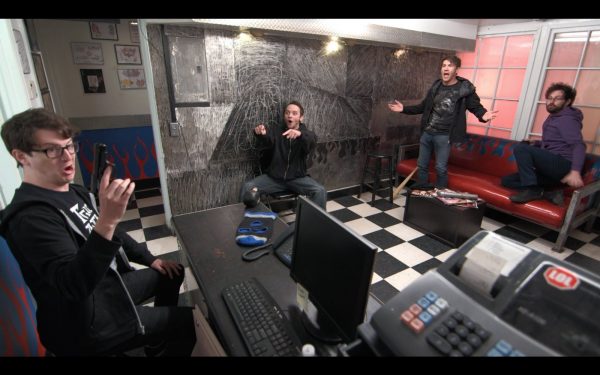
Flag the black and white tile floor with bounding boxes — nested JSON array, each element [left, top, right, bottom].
[[121, 187, 600, 306]]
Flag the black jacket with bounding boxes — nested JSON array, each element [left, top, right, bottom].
[[0, 183, 156, 355], [256, 122, 317, 181], [403, 76, 488, 143]]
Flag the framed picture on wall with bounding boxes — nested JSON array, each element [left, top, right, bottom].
[[80, 69, 106, 93], [114, 44, 142, 65], [89, 22, 118, 40], [71, 42, 103, 65], [117, 68, 146, 89], [129, 23, 140, 43], [13, 29, 31, 74]]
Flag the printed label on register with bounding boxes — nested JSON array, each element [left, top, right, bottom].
[[296, 283, 309, 311], [544, 266, 580, 290]]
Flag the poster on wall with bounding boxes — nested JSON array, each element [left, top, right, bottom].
[[80, 69, 106, 93], [129, 23, 140, 43], [117, 68, 146, 89], [71, 42, 103, 65], [89, 22, 118, 40], [13, 29, 31, 74]]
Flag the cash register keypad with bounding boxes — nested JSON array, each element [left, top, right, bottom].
[[400, 291, 495, 356]]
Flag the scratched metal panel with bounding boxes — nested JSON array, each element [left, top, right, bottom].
[[205, 29, 236, 104], [287, 38, 347, 97], [174, 104, 234, 171], [167, 160, 255, 214], [167, 33, 210, 103], [210, 35, 287, 163], [148, 23, 443, 214]]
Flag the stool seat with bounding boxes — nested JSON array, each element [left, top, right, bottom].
[[357, 152, 394, 205]]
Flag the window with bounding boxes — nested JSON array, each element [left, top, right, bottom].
[[530, 30, 600, 154], [457, 34, 534, 139]]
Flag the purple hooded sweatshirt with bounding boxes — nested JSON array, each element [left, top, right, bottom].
[[537, 106, 586, 172]]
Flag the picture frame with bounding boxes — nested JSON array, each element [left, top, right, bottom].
[[117, 68, 146, 89], [89, 22, 118, 41], [80, 69, 106, 93], [13, 29, 31, 74], [71, 42, 104, 65], [129, 23, 140, 43], [114, 44, 142, 65]]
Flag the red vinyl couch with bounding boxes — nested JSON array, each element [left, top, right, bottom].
[[395, 134, 600, 252]]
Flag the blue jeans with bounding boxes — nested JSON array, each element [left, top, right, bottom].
[[417, 132, 451, 188], [501, 143, 572, 190], [240, 174, 327, 210]]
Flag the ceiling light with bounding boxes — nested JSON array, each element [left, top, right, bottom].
[[237, 30, 254, 43], [394, 49, 406, 59], [324, 36, 343, 55]]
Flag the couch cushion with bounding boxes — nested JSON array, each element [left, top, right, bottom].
[[448, 134, 518, 179]]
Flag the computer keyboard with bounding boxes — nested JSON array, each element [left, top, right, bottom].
[[222, 278, 302, 356]]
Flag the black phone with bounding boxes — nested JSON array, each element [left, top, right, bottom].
[[90, 143, 108, 195]]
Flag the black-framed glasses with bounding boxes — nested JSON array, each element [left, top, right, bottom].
[[546, 96, 565, 103], [31, 142, 79, 159]]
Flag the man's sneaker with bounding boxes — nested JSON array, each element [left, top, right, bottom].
[[510, 189, 543, 204], [543, 190, 564, 206]]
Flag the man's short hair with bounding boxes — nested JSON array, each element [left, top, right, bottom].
[[441, 55, 461, 68], [545, 82, 577, 106], [286, 101, 304, 116], [1, 109, 77, 161]]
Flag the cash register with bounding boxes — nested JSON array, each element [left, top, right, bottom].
[[357, 230, 600, 356]]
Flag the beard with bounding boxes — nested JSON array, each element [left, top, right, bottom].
[[546, 103, 564, 113]]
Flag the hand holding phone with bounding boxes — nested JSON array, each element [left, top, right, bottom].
[[90, 143, 108, 195]]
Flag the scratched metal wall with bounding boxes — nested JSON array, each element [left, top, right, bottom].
[[147, 24, 448, 215]]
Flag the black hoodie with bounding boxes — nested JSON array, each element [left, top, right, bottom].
[[0, 183, 156, 355], [402, 76, 489, 143], [256, 122, 317, 181]]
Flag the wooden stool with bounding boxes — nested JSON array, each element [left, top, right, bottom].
[[357, 152, 394, 205]]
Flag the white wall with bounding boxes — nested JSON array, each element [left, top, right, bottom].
[[33, 19, 150, 119], [0, 19, 37, 208]]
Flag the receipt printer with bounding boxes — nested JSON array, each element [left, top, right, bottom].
[[361, 230, 600, 356]]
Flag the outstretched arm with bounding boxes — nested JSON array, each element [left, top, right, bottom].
[[388, 100, 404, 112], [482, 110, 499, 122]]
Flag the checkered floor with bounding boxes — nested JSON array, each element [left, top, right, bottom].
[[120, 187, 600, 306]]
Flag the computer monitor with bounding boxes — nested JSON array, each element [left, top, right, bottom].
[[290, 196, 378, 343]]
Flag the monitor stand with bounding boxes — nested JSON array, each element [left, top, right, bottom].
[[300, 304, 343, 344]]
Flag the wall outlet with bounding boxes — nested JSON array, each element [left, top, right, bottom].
[[169, 122, 180, 137]]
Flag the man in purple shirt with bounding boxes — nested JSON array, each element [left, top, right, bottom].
[[502, 82, 585, 204]]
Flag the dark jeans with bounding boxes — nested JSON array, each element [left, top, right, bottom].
[[105, 267, 196, 356], [417, 132, 451, 188], [240, 174, 327, 210], [501, 143, 572, 190]]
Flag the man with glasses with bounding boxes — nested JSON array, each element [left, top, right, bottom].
[[0, 109, 196, 356], [501, 82, 585, 204]]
